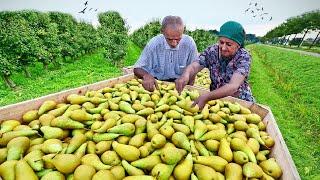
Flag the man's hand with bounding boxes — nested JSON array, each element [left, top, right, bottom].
[[142, 74, 158, 92], [175, 75, 189, 94], [192, 93, 211, 110]]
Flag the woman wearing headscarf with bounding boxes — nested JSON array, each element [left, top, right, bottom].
[[175, 21, 255, 109]]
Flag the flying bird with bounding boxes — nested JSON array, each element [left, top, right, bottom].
[[253, 15, 257, 18], [245, 8, 250, 13], [251, 10, 254, 13], [89, 8, 93, 11], [261, 17, 264, 20], [84, 1, 88, 6], [95, 9, 98, 11], [269, 17, 273, 21], [261, 7, 264, 11], [255, 3, 258, 6], [79, 7, 87, 14]]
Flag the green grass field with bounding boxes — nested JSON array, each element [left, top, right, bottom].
[[248, 44, 320, 180], [0, 42, 319, 179]]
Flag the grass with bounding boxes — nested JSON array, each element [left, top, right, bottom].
[[0, 41, 141, 107], [271, 44, 320, 54], [248, 44, 320, 180]]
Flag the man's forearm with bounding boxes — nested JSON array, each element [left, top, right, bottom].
[[133, 68, 150, 79]]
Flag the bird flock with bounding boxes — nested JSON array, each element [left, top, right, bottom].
[[78, 1, 98, 14], [245, 1, 272, 21]]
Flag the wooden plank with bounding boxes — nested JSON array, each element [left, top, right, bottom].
[[0, 74, 300, 179]]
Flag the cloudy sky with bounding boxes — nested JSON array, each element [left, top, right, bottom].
[[1, 0, 319, 36]]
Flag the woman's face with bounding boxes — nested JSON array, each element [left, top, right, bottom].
[[218, 37, 240, 58]]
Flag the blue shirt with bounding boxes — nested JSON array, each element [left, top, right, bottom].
[[134, 34, 198, 80]]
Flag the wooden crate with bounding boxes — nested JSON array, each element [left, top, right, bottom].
[[0, 74, 300, 180], [122, 66, 134, 75]]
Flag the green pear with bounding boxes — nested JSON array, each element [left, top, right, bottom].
[[139, 142, 155, 158], [137, 108, 154, 116], [119, 101, 136, 114], [204, 139, 220, 152], [247, 138, 260, 155], [24, 150, 44, 171], [261, 136, 275, 148], [190, 140, 199, 157], [86, 141, 96, 154], [173, 153, 193, 180], [225, 163, 242, 180], [147, 121, 160, 140], [228, 102, 241, 113], [41, 139, 63, 154], [95, 141, 112, 154], [193, 164, 217, 180], [259, 158, 282, 179], [42, 154, 56, 169], [131, 155, 161, 171], [171, 132, 191, 151], [0, 160, 17, 180], [94, 118, 117, 133], [172, 123, 190, 135], [123, 175, 155, 180], [194, 141, 210, 156], [51, 116, 84, 129], [112, 141, 140, 161], [246, 128, 265, 146], [41, 171, 65, 180], [52, 154, 80, 174], [155, 104, 170, 112], [233, 151, 249, 165], [159, 118, 175, 138], [0, 148, 7, 164], [170, 105, 184, 114], [74, 143, 87, 158], [15, 159, 38, 180], [190, 173, 198, 180], [122, 160, 145, 176], [234, 120, 249, 131], [166, 110, 183, 119], [0, 129, 37, 147], [135, 118, 147, 135], [67, 94, 89, 104], [130, 91, 139, 101], [245, 113, 262, 124], [0, 120, 20, 135], [35, 169, 53, 178], [151, 163, 175, 180], [74, 164, 96, 180], [101, 151, 121, 166], [110, 165, 126, 180], [160, 147, 187, 165], [193, 156, 228, 173], [92, 133, 120, 142], [81, 154, 112, 170], [66, 133, 87, 154], [230, 138, 257, 163], [7, 136, 30, 160], [132, 103, 145, 111], [243, 162, 264, 178], [107, 123, 135, 136], [218, 138, 233, 162], [70, 109, 94, 122], [38, 100, 57, 115], [121, 114, 144, 124], [256, 150, 270, 162]]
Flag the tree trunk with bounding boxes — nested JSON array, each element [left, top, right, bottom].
[[43, 62, 48, 70], [23, 66, 31, 78], [1, 74, 16, 89], [290, 34, 297, 47], [298, 29, 309, 48], [309, 31, 320, 49]]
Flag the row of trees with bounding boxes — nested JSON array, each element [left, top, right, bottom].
[[0, 10, 128, 89], [262, 10, 320, 48], [129, 20, 217, 52]]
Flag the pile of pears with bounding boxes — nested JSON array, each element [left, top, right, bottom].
[[0, 78, 283, 180], [195, 68, 211, 89]]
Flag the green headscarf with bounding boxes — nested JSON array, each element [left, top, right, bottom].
[[218, 21, 245, 47]]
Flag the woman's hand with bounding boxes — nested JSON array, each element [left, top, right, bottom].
[[192, 93, 211, 110]]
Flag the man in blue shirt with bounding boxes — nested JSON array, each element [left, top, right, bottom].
[[134, 15, 198, 91]]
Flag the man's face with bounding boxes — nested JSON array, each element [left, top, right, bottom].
[[218, 37, 240, 58], [163, 27, 183, 48]]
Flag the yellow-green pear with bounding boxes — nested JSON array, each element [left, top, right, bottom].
[[81, 154, 112, 170], [193, 156, 228, 173], [40, 126, 64, 140], [67, 94, 89, 104], [173, 153, 193, 180], [256, 150, 270, 162], [131, 155, 162, 171], [112, 141, 140, 161], [52, 154, 80, 174], [0, 120, 20, 135], [172, 123, 190, 135], [135, 118, 147, 135], [171, 132, 191, 151], [15, 159, 38, 180], [259, 158, 282, 179], [137, 108, 154, 116], [23, 110, 39, 123], [123, 176, 155, 180], [191, 173, 198, 180], [160, 147, 187, 165], [261, 136, 275, 148], [66, 133, 87, 154], [42, 154, 56, 169], [70, 109, 94, 122], [159, 118, 175, 139], [119, 101, 136, 114], [246, 128, 265, 146], [107, 123, 135, 136], [50, 116, 84, 129], [245, 113, 262, 124], [95, 141, 112, 154], [233, 151, 249, 165], [230, 138, 256, 163], [193, 164, 217, 180], [190, 140, 199, 157], [110, 165, 126, 180], [198, 129, 226, 141], [41, 139, 63, 154], [0, 148, 7, 164], [24, 150, 44, 171], [194, 141, 210, 156], [0, 160, 17, 180], [38, 100, 56, 115], [151, 163, 175, 180], [92, 170, 116, 180], [74, 143, 87, 158], [94, 118, 117, 133], [122, 160, 145, 176], [0, 129, 38, 146], [86, 141, 96, 154], [74, 164, 96, 180], [7, 136, 30, 160], [48, 104, 70, 117], [204, 139, 220, 152], [247, 138, 260, 155], [225, 163, 242, 180], [243, 162, 264, 178], [218, 138, 233, 162], [41, 171, 65, 180], [182, 115, 195, 132], [129, 133, 147, 148], [101, 151, 121, 166], [121, 114, 144, 124], [92, 133, 120, 142], [139, 142, 155, 158]]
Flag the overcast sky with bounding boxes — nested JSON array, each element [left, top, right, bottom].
[[1, 0, 319, 36]]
